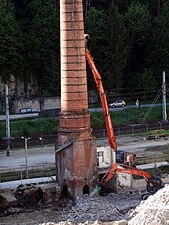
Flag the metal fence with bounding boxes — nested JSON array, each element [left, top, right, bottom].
[[93, 121, 169, 138], [1, 122, 169, 150], [1, 121, 169, 182], [0, 163, 55, 182]]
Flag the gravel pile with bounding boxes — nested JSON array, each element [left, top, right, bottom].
[[40, 186, 169, 225], [128, 185, 169, 225], [48, 192, 140, 224]]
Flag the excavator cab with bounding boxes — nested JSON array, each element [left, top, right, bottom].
[[116, 151, 136, 166], [116, 151, 126, 163]]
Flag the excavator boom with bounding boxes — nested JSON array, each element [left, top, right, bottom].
[[85, 46, 116, 151], [101, 163, 151, 184]]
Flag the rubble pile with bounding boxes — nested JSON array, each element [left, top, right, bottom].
[[40, 186, 169, 225], [40, 220, 128, 225], [128, 185, 169, 225], [1, 186, 169, 224], [37, 192, 139, 225]]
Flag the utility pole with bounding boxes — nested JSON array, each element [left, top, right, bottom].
[[162, 71, 167, 122], [5, 84, 10, 156], [21, 136, 31, 179], [25, 138, 28, 179]]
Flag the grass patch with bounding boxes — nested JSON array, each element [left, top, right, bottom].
[[112, 106, 162, 126], [0, 117, 59, 137], [0, 105, 166, 138], [89, 102, 102, 108], [91, 105, 163, 127]]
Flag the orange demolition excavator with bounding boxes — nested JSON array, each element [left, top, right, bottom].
[[91, 163, 164, 199], [84, 34, 164, 198]]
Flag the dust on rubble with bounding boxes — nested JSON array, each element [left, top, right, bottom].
[[0, 191, 140, 225], [1, 186, 169, 225], [128, 184, 169, 225]]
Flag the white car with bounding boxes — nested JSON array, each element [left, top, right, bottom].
[[109, 100, 126, 108]]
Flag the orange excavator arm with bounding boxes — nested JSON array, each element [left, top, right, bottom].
[[116, 165, 151, 182], [101, 163, 151, 184], [90, 162, 164, 197], [85, 39, 116, 151]]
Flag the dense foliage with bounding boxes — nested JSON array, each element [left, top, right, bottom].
[[0, 0, 168, 98]]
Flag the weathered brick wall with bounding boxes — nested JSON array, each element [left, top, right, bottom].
[[56, 137, 97, 198]]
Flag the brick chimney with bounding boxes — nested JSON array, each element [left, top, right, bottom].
[[55, 0, 97, 198]]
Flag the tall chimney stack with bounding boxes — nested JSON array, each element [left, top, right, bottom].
[[55, 0, 97, 198]]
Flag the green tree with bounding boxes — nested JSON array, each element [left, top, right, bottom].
[[124, 1, 151, 73], [0, 0, 20, 81], [104, 1, 129, 92], [13, 0, 39, 83], [12, 0, 60, 96], [85, 7, 107, 89], [30, 0, 60, 96], [139, 0, 164, 17], [90, 0, 112, 10], [126, 68, 158, 93], [147, 0, 169, 80]]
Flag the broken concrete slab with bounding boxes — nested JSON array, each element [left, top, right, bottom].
[[0, 181, 61, 210], [113, 220, 128, 225]]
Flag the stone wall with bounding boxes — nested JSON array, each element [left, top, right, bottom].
[[0, 75, 38, 99], [12, 96, 61, 114]]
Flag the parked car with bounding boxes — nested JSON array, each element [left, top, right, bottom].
[[109, 100, 126, 108]]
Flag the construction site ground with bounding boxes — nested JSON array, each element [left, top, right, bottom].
[[0, 134, 169, 225], [1, 134, 169, 171]]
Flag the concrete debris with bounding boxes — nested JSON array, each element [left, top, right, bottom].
[[1, 184, 169, 225], [0, 182, 60, 210], [4, 206, 23, 214], [0, 189, 17, 209], [40, 221, 128, 225], [37, 192, 139, 225], [113, 221, 128, 225], [128, 185, 169, 225], [54, 192, 139, 223], [40, 220, 128, 225], [41, 223, 57, 225], [39, 186, 169, 225]]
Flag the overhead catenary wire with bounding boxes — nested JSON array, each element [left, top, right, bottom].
[[143, 86, 162, 121]]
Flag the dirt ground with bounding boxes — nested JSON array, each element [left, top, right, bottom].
[[0, 190, 142, 225], [1, 183, 169, 225], [0, 135, 169, 225]]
